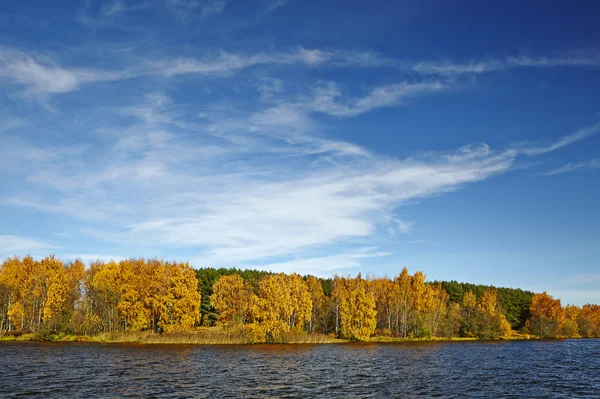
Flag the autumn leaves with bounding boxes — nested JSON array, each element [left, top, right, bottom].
[[0, 256, 200, 336], [525, 292, 600, 338], [1, 255, 599, 342], [0, 256, 84, 335], [210, 274, 317, 341], [210, 270, 462, 342]]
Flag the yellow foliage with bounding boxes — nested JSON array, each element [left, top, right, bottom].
[[462, 291, 477, 309], [479, 289, 498, 316], [338, 277, 377, 341], [211, 275, 255, 325], [255, 273, 312, 340]]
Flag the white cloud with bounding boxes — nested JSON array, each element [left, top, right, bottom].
[[101, 0, 150, 16], [62, 254, 126, 263], [102, 0, 126, 15], [7, 94, 516, 269], [566, 273, 600, 285], [388, 219, 414, 235], [414, 59, 504, 75], [413, 52, 600, 76], [0, 117, 26, 134], [0, 46, 129, 99], [520, 122, 600, 156], [166, 0, 230, 20], [265, 0, 290, 13], [4, 45, 598, 106], [156, 47, 336, 76], [242, 248, 390, 276], [0, 235, 56, 256], [4, 37, 600, 274], [256, 77, 284, 102], [540, 159, 600, 176], [307, 80, 451, 117], [7, 84, 597, 272]]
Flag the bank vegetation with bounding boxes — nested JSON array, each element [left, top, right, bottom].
[[1, 256, 598, 343]]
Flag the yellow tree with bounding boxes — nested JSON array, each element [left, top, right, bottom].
[[90, 260, 123, 332], [393, 268, 412, 337], [255, 273, 312, 340], [158, 261, 200, 332], [409, 271, 427, 336], [210, 274, 255, 325], [527, 292, 565, 338], [287, 274, 312, 329], [561, 304, 580, 337], [331, 275, 345, 335], [421, 283, 449, 338], [256, 273, 292, 339], [0, 257, 26, 333], [461, 291, 477, 337], [305, 276, 326, 333], [371, 277, 395, 333], [20, 256, 44, 333], [478, 288, 512, 338], [0, 267, 9, 334], [576, 304, 600, 337], [339, 276, 377, 341], [479, 289, 498, 316], [444, 302, 462, 337], [41, 255, 70, 329]]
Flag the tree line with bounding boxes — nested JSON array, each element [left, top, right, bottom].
[[1, 255, 599, 341], [0, 256, 199, 336]]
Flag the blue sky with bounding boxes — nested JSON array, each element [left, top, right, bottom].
[[1, 0, 599, 305]]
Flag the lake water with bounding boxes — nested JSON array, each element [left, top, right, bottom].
[[0, 339, 598, 398]]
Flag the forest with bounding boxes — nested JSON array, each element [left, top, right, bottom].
[[1, 255, 599, 343]]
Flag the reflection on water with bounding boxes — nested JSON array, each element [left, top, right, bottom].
[[0, 340, 599, 398]]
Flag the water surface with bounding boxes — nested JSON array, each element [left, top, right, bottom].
[[1, 339, 598, 398]]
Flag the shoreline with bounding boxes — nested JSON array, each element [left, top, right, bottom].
[[1, 332, 580, 345]]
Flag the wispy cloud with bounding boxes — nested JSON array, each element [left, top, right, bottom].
[[101, 0, 151, 16], [241, 248, 390, 276], [413, 52, 600, 76], [0, 117, 26, 134], [0, 235, 56, 256], [264, 0, 290, 13], [63, 254, 126, 263], [5, 75, 597, 271], [566, 273, 600, 285], [4, 91, 518, 268], [102, 0, 126, 16], [0, 45, 395, 104], [156, 47, 337, 76], [5, 44, 599, 107], [306, 80, 452, 117], [0, 45, 130, 101], [520, 122, 600, 156], [388, 219, 414, 235], [166, 0, 230, 20], [540, 159, 600, 176]]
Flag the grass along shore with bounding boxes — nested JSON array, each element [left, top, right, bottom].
[[0, 327, 342, 345], [0, 328, 544, 344]]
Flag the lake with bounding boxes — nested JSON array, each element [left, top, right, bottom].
[[0, 339, 598, 398]]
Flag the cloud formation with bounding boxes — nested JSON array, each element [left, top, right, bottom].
[[2, 20, 600, 275], [166, 0, 230, 20], [0, 235, 55, 256], [540, 159, 600, 176], [0, 46, 129, 101], [520, 122, 600, 156], [5, 74, 596, 271], [413, 52, 600, 75]]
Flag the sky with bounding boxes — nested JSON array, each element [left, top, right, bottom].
[[1, 0, 599, 305]]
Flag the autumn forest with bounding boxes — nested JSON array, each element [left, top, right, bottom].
[[1, 255, 599, 343]]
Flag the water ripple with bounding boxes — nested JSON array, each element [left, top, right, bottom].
[[0, 340, 599, 398]]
